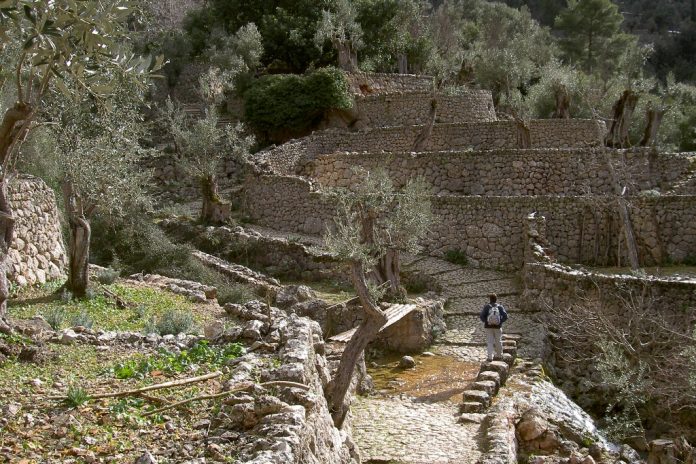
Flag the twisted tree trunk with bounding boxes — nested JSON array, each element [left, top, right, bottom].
[[397, 54, 408, 74], [605, 90, 639, 148], [336, 40, 358, 72], [603, 151, 640, 270], [553, 85, 571, 119], [328, 260, 387, 428], [412, 98, 438, 152], [0, 179, 15, 332], [639, 107, 666, 147], [62, 182, 91, 297], [200, 174, 229, 224], [515, 117, 531, 149]]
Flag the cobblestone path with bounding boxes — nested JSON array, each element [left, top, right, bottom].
[[351, 256, 541, 463]]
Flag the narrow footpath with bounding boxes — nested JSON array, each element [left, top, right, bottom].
[[351, 255, 544, 464]]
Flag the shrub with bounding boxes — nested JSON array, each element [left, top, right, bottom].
[[445, 249, 468, 266], [404, 275, 429, 294], [244, 67, 352, 133], [217, 283, 255, 306], [148, 309, 195, 336], [70, 310, 94, 329], [64, 386, 90, 408], [96, 267, 119, 285], [44, 308, 65, 330]]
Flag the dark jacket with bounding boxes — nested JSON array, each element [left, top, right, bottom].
[[480, 303, 508, 329]]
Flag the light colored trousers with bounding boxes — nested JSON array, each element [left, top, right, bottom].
[[485, 327, 503, 360]]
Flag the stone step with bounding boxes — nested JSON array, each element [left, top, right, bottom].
[[471, 380, 498, 396], [476, 370, 501, 388], [479, 361, 510, 384], [462, 390, 491, 408], [460, 402, 485, 414]]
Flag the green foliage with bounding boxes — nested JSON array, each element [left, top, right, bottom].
[[69, 310, 94, 330], [112, 341, 244, 380], [555, 0, 634, 75], [64, 386, 91, 408], [217, 284, 255, 307], [244, 67, 352, 133], [145, 310, 195, 336], [97, 268, 120, 286], [44, 308, 65, 331], [445, 249, 468, 266], [315, 0, 364, 58]]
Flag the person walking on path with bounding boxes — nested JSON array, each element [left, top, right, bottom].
[[480, 293, 508, 362]]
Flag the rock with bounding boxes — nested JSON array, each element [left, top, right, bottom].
[[60, 329, 78, 345], [241, 320, 267, 341], [399, 356, 416, 369], [517, 410, 548, 442], [204, 321, 224, 341], [537, 430, 561, 453], [471, 380, 498, 396], [3, 402, 21, 418], [254, 395, 286, 417], [581, 455, 596, 464], [620, 444, 642, 464], [134, 451, 157, 464], [462, 390, 490, 407], [458, 413, 485, 424]]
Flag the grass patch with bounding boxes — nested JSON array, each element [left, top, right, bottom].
[[111, 341, 244, 380], [64, 385, 91, 408], [10, 282, 204, 333], [143, 309, 195, 336]]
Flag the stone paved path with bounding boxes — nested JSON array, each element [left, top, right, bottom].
[[351, 398, 482, 464], [351, 255, 543, 464]]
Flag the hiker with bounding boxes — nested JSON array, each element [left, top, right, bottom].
[[480, 293, 508, 362]]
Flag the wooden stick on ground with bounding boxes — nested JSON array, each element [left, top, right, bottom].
[[50, 371, 223, 401], [141, 380, 311, 417]]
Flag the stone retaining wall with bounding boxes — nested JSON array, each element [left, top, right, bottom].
[[8, 176, 66, 286], [243, 173, 696, 269], [346, 72, 433, 95], [305, 149, 694, 196], [354, 91, 496, 127], [304, 120, 605, 158]]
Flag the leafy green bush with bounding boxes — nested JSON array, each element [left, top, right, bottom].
[[96, 267, 119, 285], [244, 67, 352, 133], [445, 249, 468, 266], [112, 341, 244, 379]]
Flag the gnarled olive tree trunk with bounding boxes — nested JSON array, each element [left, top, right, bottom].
[[0, 103, 33, 328], [515, 117, 531, 149], [397, 54, 408, 74], [553, 85, 571, 119], [639, 107, 666, 147], [335, 40, 358, 72], [605, 90, 639, 148], [328, 260, 387, 428], [412, 98, 438, 152], [371, 248, 405, 300], [62, 182, 91, 297], [200, 174, 229, 224]]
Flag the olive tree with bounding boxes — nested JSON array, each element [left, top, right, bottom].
[[0, 0, 160, 327], [324, 169, 433, 427], [315, 0, 363, 72], [163, 93, 253, 224]]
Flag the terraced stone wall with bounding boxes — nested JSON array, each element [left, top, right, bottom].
[[354, 91, 496, 127], [302, 120, 606, 159], [8, 176, 67, 286], [346, 72, 433, 95], [305, 149, 694, 196], [244, 173, 696, 269]]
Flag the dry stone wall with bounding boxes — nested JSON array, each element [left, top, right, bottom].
[[353, 91, 496, 127], [243, 172, 696, 269], [305, 148, 695, 196], [301, 120, 605, 159], [8, 176, 66, 286], [346, 72, 433, 95]]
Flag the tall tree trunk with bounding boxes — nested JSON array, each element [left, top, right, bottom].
[[328, 260, 387, 428], [336, 41, 358, 72], [0, 178, 15, 332], [605, 90, 639, 148], [397, 54, 408, 74], [0, 103, 32, 165], [603, 151, 640, 269], [515, 117, 531, 148], [412, 98, 438, 152], [375, 248, 405, 300], [639, 107, 666, 147], [553, 85, 571, 119], [62, 182, 91, 297], [200, 174, 229, 224]]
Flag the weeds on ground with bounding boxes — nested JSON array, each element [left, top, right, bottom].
[[111, 341, 244, 379], [444, 249, 468, 266]]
